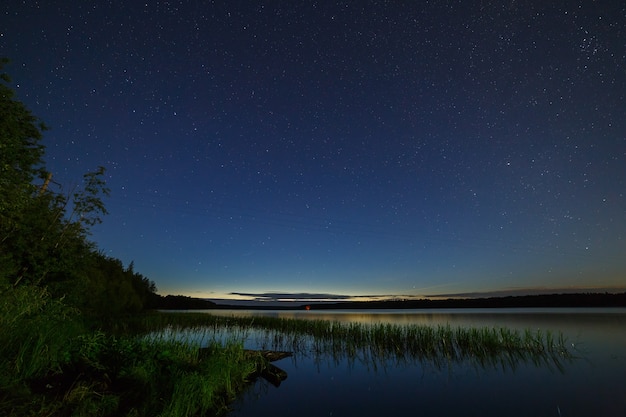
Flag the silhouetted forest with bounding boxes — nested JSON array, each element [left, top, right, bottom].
[[0, 58, 158, 320], [151, 294, 217, 310], [164, 292, 626, 311], [303, 292, 626, 310]]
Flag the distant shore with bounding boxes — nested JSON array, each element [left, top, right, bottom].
[[155, 292, 626, 311]]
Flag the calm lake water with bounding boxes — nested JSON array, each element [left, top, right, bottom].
[[198, 308, 626, 417]]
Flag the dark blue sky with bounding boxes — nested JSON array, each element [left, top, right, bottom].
[[3, 1, 625, 303]]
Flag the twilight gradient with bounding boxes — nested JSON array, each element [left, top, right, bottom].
[[2, 1, 625, 303]]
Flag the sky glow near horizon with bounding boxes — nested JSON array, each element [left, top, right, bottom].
[[2, 1, 625, 303]]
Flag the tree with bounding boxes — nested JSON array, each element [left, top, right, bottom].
[[3, 167, 110, 287], [0, 58, 48, 282], [0, 59, 111, 287], [0, 58, 158, 317], [71, 166, 110, 228], [0, 58, 47, 205]]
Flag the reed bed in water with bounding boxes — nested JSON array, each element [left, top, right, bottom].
[[141, 312, 574, 372]]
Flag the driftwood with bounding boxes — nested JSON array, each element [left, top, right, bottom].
[[198, 348, 292, 387], [244, 349, 292, 362], [244, 350, 292, 387]]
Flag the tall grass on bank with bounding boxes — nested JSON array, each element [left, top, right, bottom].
[[108, 336, 261, 417], [0, 288, 266, 417], [0, 285, 83, 391], [2, 328, 263, 416], [137, 312, 574, 372]]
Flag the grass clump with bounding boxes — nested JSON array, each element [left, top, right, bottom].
[[0, 285, 82, 393], [0, 286, 265, 417], [161, 343, 259, 417]]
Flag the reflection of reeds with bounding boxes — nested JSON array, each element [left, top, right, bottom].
[[141, 313, 575, 373]]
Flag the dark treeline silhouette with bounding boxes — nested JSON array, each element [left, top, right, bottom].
[[1, 58, 158, 321], [151, 294, 217, 310], [303, 292, 626, 310], [168, 292, 626, 311]]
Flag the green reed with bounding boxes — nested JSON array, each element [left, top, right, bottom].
[[141, 312, 575, 372], [0, 295, 266, 417]]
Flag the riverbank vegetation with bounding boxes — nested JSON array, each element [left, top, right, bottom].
[[0, 59, 268, 416], [1, 299, 262, 416]]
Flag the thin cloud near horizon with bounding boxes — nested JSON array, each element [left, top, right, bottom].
[[230, 292, 369, 301]]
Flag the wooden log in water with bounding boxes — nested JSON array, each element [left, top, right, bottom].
[[243, 350, 292, 387], [257, 363, 289, 387], [198, 348, 292, 386], [244, 349, 293, 362]]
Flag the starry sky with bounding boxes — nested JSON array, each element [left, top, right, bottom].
[[2, 1, 625, 304]]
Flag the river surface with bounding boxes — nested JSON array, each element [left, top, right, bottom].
[[199, 308, 626, 417]]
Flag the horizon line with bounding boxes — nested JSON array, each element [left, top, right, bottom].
[[194, 286, 626, 306]]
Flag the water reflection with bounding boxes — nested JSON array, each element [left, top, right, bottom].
[[242, 325, 574, 374], [218, 308, 626, 417], [150, 309, 577, 374]]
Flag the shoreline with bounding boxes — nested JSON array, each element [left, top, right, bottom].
[[158, 291, 626, 311]]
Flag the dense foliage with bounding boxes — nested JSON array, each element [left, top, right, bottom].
[[0, 59, 234, 416], [155, 294, 218, 310], [0, 58, 157, 317]]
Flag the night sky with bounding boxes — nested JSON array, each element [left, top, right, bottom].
[[3, 1, 625, 304]]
